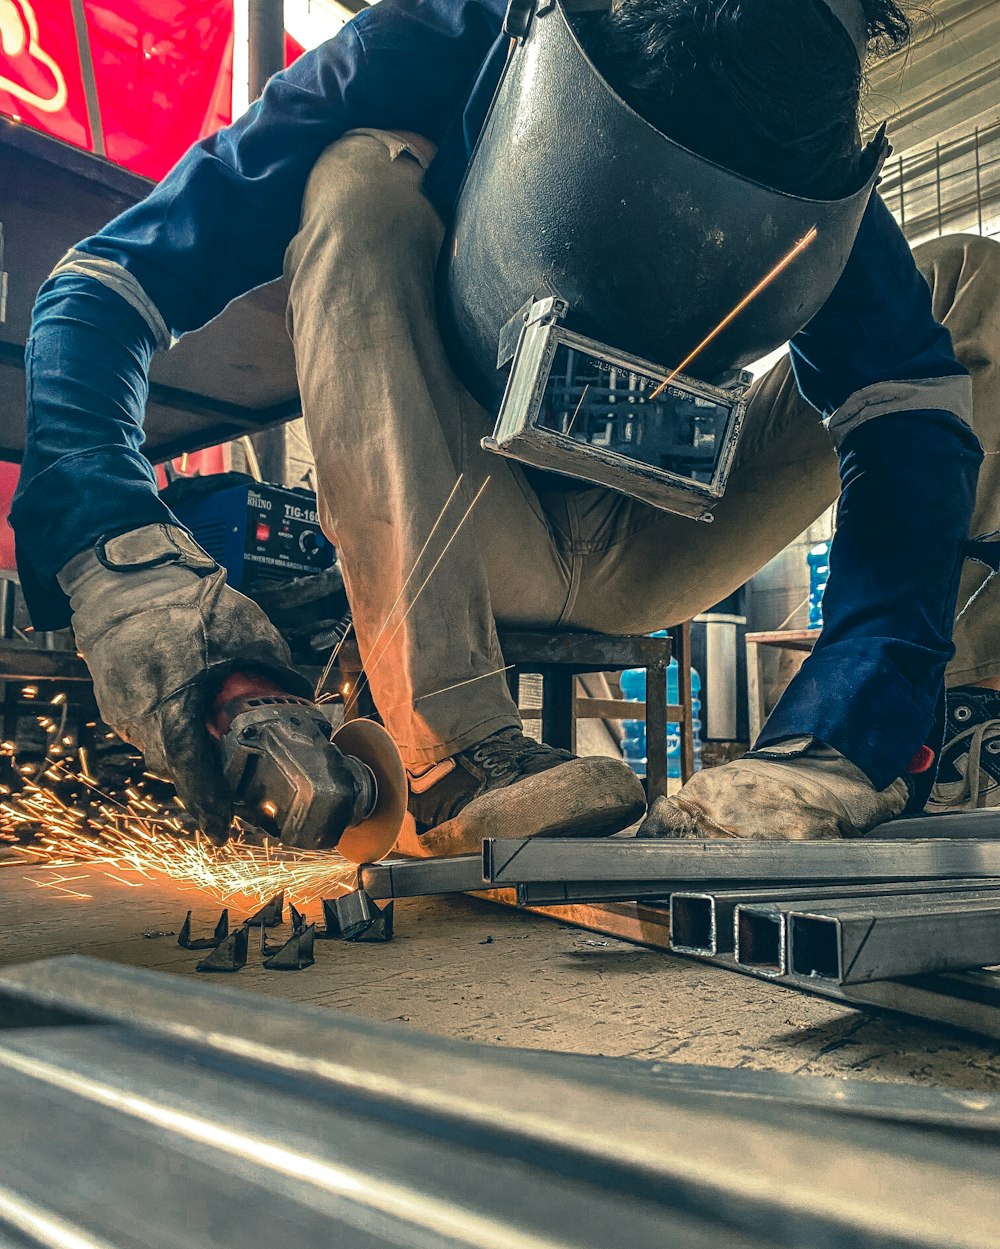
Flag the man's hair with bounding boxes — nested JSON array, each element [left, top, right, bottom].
[[575, 0, 911, 199]]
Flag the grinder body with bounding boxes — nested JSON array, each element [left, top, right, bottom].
[[212, 674, 406, 861], [218, 692, 377, 850]]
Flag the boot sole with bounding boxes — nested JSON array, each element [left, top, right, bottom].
[[394, 756, 647, 859]]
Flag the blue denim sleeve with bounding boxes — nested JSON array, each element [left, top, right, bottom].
[[758, 195, 983, 788], [12, 0, 505, 629]]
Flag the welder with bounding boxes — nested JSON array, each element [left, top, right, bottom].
[[12, 0, 1000, 854]]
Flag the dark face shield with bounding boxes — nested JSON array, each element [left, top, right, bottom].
[[440, 0, 886, 520]]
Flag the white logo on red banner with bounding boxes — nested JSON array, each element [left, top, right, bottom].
[[0, 0, 68, 113]]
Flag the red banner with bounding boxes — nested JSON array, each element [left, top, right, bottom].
[[0, 0, 92, 148], [0, 0, 238, 179], [83, 0, 234, 179]]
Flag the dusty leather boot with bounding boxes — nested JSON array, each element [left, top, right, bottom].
[[395, 727, 646, 857], [637, 737, 908, 840]]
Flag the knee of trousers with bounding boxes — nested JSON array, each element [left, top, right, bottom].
[[914, 233, 1000, 303], [286, 131, 444, 290]]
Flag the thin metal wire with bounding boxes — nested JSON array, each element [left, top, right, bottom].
[[380, 665, 515, 713], [317, 475, 466, 703], [342, 477, 492, 720]]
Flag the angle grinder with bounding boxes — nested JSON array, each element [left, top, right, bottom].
[[210, 673, 407, 862]]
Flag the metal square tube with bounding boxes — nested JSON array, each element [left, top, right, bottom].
[[357, 855, 488, 899], [786, 894, 1000, 984]]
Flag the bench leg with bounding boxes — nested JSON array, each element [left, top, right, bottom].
[[645, 660, 668, 801], [541, 668, 575, 752]]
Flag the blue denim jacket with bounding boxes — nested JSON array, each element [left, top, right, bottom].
[[12, 0, 982, 788]]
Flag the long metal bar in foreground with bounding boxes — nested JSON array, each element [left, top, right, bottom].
[[358, 854, 488, 898], [670, 879, 1000, 958], [786, 895, 1000, 985], [4, 957, 1000, 1248], [484, 836, 1000, 888]]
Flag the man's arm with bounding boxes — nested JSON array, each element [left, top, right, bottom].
[[638, 194, 983, 842], [12, 0, 505, 629], [757, 192, 983, 789]]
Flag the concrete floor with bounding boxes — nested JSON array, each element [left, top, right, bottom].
[[3, 858, 1000, 1092]]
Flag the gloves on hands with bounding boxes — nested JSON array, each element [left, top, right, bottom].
[[637, 737, 909, 841], [59, 524, 309, 842]]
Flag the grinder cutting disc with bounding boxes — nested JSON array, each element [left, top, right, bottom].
[[332, 719, 407, 864]]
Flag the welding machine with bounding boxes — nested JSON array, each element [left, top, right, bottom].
[[162, 475, 334, 592]]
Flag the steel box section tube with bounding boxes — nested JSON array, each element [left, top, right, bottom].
[[358, 855, 487, 899], [735, 905, 788, 976], [787, 896, 1000, 984], [484, 837, 1000, 886], [675, 880, 1000, 959], [670, 893, 718, 954]]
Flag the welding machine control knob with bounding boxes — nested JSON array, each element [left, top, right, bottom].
[[299, 531, 324, 555]]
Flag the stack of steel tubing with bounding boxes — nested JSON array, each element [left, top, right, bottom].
[[481, 829, 1000, 990]]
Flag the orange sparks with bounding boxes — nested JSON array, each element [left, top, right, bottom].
[[649, 226, 819, 401], [0, 759, 357, 910]]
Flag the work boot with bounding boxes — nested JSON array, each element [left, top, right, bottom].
[[926, 686, 1000, 812], [396, 726, 647, 857]]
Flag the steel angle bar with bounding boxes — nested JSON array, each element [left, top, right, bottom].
[[517, 880, 677, 905], [671, 880, 1000, 958], [867, 809, 1000, 840], [787, 897, 1000, 985], [357, 855, 487, 899], [700, 950, 1000, 1042], [484, 836, 1000, 886], [517, 878, 799, 906]]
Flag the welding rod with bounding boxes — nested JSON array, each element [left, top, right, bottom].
[[484, 837, 1000, 887], [670, 878, 1000, 959]]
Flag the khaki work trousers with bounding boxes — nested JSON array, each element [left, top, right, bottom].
[[284, 129, 1000, 768]]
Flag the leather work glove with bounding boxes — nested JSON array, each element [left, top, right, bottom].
[[637, 737, 909, 841], [58, 524, 310, 842]]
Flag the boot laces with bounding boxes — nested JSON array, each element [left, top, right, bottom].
[[946, 717, 1000, 809], [466, 728, 572, 787]]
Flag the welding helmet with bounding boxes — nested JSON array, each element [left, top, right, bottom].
[[439, 0, 887, 520]]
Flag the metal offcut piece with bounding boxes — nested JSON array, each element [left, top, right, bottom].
[[485, 837, 1000, 887], [263, 924, 316, 971], [177, 909, 230, 951], [321, 890, 374, 940], [245, 892, 284, 929], [195, 926, 249, 973], [352, 900, 394, 943]]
